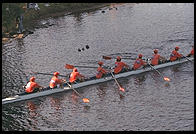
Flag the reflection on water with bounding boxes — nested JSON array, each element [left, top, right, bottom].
[[96, 83, 107, 100], [71, 91, 79, 104], [2, 39, 29, 98], [2, 3, 194, 131], [134, 75, 146, 85]]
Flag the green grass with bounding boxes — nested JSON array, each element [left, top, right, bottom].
[[2, 3, 109, 37]]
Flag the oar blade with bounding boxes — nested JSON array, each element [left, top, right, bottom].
[[120, 87, 125, 92], [83, 98, 90, 103], [164, 77, 170, 81], [103, 56, 112, 60], [65, 64, 74, 69]]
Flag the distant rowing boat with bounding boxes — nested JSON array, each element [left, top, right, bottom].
[[2, 56, 194, 105]]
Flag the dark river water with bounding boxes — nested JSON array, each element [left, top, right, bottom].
[[2, 3, 194, 131]]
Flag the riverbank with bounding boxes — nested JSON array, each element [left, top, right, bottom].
[[2, 3, 111, 44]]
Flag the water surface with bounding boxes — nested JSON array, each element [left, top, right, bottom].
[[2, 3, 194, 131]]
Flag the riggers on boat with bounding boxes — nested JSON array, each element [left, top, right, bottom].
[[2, 56, 194, 105]]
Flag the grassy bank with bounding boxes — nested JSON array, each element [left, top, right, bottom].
[[2, 3, 110, 38]]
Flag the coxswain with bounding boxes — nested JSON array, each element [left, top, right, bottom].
[[132, 54, 147, 70], [69, 68, 85, 83], [151, 49, 166, 65], [25, 76, 43, 93], [96, 61, 107, 79], [187, 46, 194, 57], [49, 72, 65, 88], [170, 46, 182, 61]]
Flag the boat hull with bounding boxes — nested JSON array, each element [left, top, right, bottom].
[[2, 57, 194, 105]]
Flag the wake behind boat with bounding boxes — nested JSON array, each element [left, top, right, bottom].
[[2, 56, 194, 105]]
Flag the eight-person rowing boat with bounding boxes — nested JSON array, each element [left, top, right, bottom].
[[2, 46, 194, 105]]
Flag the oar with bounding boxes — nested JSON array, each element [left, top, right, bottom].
[[65, 81, 90, 103], [65, 64, 98, 69], [147, 62, 170, 81], [30, 71, 68, 77], [182, 55, 193, 63], [65, 64, 110, 69], [103, 55, 143, 60], [110, 71, 125, 92]]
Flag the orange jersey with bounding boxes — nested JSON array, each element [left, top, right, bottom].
[[114, 61, 128, 74], [190, 48, 194, 55], [69, 72, 83, 83], [25, 82, 40, 93], [133, 58, 145, 70], [170, 50, 182, 61], [96, 67, 107, 79], [49, 76, 62, 88], [151, 54, 160, 65]]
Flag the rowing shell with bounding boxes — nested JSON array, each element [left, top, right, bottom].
[[2, 57, 194, 105]]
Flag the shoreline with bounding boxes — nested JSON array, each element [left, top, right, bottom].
[[2, 3, 111, 44]]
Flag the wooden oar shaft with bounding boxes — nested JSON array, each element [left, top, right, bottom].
[[75, 65, 110, 69], [148, 63, 164, 78], [65, 64, 98, 69], [183, 56, 193, 63], [110, 71, 121, 89], [103, 55, 144, 60], [66, 81, 90, 103], [66, 82, 82, 97], [65, 64, 110, 69], [31, 71, 68, 77], [73, 65, 98, 68]]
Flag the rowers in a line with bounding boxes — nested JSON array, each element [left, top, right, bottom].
[[21, 46, 193, 94]]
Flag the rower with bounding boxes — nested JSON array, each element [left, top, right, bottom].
[[114, 56, 129, 74], [187, 46, 194, 57], [170, 46, 182, 61], [49, 72, 65, 88], [151, 49, 166, 65], [24, 76, 43, 94], [69, 68, 85, 83], [132, 54, 147, 70], [96, 61, 107, 79]]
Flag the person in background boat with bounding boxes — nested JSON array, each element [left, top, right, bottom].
[[69, 68, 85, 83], [114, 56, 129, 74], [170, 46, 182, 61], [96, 61, 107, 79], [49, 72, 65, 88], [151, 49, 166, 65], [132, 54, 147, 70], [25, 76, 43, 93], [187, 46, 194, 57]]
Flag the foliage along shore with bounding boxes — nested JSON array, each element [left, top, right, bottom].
[[2, 3, 110, 43]]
